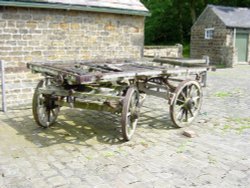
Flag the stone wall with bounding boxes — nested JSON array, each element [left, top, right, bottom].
[[191, 7, 235, 67], [220, 46, 236, 67], [0, 7, 145, 107], [144, 44, 183, 58]]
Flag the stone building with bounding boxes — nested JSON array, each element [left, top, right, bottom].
[[191, 5, 250, 67], [0, 0, 149, 108]]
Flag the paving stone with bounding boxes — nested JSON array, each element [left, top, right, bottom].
[[0, 176, 3, 187], [36, 163, 51, 171], [61, 169, 74, 177], [117, 172, 138, 185], [126, 164, 144, 174], [110, 179, 130, 188], [27, 178, 53, 188], [195, 174, 222, 186], [129, 181, 154, 188], [94, 184, 112, 188], [52, 162, 66, 170], [228, 170, 247, 179], [153, 180, 172, 188], [47, 175, 68, 187], [68, 177, 82, 185], [41, 169, 58, 177], [84, 175, 105, 186], [135, 170, 159, 182]]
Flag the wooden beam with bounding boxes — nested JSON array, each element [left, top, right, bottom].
[[153, 58, 208, 67], [56, 100, 121, 113], [38, 88, 123, 101]]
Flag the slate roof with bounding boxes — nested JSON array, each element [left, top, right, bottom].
[[0, 0, 149, 16], [209, 5, 250, 28]]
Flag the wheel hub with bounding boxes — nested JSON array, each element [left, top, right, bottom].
[[43, 94, 58, 110], [184, 98, 195, 110], [130, 107, 139, 120]]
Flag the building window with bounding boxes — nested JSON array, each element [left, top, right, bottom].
[[205, 28, 214, 39]]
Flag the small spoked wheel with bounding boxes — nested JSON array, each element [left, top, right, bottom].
[[121, 87, 140, 141], [170, 80, 202, 128], [32, 78, 60, 128]]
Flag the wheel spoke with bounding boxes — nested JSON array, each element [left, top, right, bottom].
[[131, 93, 137, 105], [187, 85, 191, 98], [177, 98, 185, 104], [175, 104, 184, 113], [180, 91, 187, 100], [188, 85, 192, 95], [183, 89, 187, 98], [126, 112, 131, 117], [185, 86, 189, 98], [188, 108, 194, 117], [193, 86, 198, 96], [189, 85, 196, 97], [193, 96, 200, 105], [185, 110, 188, 122], [177, 108, 184, 120], [47, 109, 51, 122], [45, 78, 50, 87], [126, 115, 133, 133], [51, 109, 55, 117]]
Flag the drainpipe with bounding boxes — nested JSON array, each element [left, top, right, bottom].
[[233, 28, 236, 47], [0, 60, 7, 112], [233, 28, 237, 66]]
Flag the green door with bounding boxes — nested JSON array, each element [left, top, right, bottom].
[[236, 33, 249, 62]]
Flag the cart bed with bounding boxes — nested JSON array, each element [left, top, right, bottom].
[[27, 60, 209, 84]]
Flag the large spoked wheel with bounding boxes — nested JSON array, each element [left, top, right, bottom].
[[170, 80, 202, 128], [32, 78, 60, 128], [121, 87, 140, 141]]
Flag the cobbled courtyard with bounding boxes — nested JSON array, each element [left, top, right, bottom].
[[0, 65, 250, 188]]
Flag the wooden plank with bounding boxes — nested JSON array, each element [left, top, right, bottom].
[[56, 100, 120, 113], [38, 88, 123, 101], [153, 58, 208, 67], [100, 67, 207, 79]]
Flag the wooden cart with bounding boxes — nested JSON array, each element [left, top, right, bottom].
[[27, 58, 213, 141]]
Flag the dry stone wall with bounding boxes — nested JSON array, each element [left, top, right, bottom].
[[0, 7, 145, 107], [144, 44, 183, 58]]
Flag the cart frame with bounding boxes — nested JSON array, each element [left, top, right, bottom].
[[27, 58, 213, 141]]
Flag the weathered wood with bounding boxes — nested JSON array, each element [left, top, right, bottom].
[[138, 86, 169, 99], [38, 88, 123, 101], [56, 100, 121, 113], [28, 60, 209, 84], [153, 57, 208, 67]]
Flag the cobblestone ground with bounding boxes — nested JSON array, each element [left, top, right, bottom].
[[0, 65, 250, 188]]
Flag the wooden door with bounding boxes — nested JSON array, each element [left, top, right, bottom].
[[236, 33, 249, 62]]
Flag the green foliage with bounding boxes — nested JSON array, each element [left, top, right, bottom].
[[208, 155, 217, 164], [183, 43, 190, 57], [176, 140, 191, 153], [222, 118, 250, 134], [141, 0, 250, 45], [214, 91, 232, 98]]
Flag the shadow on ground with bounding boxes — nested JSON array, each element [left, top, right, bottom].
[[1, 103, 175, 148]]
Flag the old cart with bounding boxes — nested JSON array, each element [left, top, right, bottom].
[[27, 58, 212, 141]]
